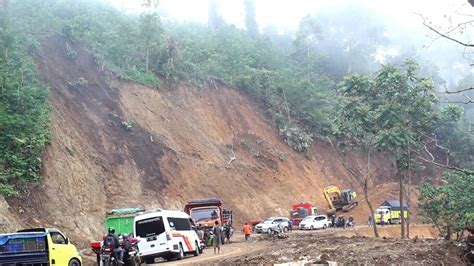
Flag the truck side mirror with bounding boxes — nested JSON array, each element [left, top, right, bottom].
[[65, 237, 69, 244]]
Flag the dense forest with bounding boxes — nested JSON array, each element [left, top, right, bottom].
[[0, 0, 472, 238]]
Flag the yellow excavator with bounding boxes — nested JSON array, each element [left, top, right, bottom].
[[323, 185, 358, 215]]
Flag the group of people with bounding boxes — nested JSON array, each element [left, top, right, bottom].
[[367, 214, 386, 227], [196, 221, 234, 255], [103, 227, 135, 265], [330, 214, 355, 228], [194, 221, 255, 255]]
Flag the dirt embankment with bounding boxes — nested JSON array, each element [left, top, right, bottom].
[[0, 36, 441, 246]]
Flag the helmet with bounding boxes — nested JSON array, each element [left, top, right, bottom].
[[108, 227, 115, 234], [123, 233, 129, 239]]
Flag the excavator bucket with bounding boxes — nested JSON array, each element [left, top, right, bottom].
[[326, 208, 336, 216]]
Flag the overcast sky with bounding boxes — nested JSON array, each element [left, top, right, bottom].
[[109, 0, 471, 32]]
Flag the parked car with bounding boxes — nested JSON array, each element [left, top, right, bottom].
[[299, 215, 330, 230], [255, 217, 291, 233]]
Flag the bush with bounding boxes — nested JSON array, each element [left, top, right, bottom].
[[279, 126, 313, 152]]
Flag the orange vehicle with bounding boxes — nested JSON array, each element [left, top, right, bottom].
[[184, 198, 233, 228]]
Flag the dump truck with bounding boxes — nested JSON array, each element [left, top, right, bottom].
[[323, 185, 358, 215], [90, 207, 144, 263], [104, 207, 145, 236], [184, 198, 233, 228], [289, 202, 318, 226], [184, 198, 233, 247], [374, 200, 408, 224]]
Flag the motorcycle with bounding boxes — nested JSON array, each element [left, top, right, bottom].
[[99, 246, 118, 266], [346, 219, 355, 228], [267, 223, 288, 239], [122, 238, 141, 266]]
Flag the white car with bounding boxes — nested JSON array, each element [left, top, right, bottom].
[[299, 215, 330, 230], [255, 217, 291, 233]]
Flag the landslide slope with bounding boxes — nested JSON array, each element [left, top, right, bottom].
[[0, 36, 435, 245]]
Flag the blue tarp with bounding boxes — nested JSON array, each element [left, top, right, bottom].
[[0, 232, 47, 246]]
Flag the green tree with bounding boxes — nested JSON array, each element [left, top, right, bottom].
[[338, 60, 447, 238], [419, 171, 474, 240], [294, 15, 322, 83], [208, 0, 224, 32], [335, 73, 380, 237], [139, 0, 162, 74], [244, 0, 258, 37]]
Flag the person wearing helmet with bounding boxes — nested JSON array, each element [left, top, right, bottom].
[[122, 233, 132, 252], [104, 227, 124, 264]]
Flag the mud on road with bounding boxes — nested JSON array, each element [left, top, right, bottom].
[[220, 227, 463, 265], [82, 226, 462, 265]]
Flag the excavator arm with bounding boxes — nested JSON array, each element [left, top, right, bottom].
[[323, 186, 342, 213]]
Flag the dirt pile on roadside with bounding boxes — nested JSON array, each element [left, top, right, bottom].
[[0, 35, 440, 246], [223, 230, 462, 265]]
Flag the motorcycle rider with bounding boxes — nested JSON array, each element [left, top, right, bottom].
[[104, 227, 124, 264], [347, 215, 355, 227]]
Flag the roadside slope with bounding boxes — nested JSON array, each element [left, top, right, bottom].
[[1, 36, 435, 245]]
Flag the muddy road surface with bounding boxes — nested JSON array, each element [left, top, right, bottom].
[[82, 225, 462, 265]]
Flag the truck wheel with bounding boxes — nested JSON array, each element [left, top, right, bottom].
[[69, 258, 81, 266], [323, 224, 327, 229], [310, 225, 314, 230], [193, 241, 200, 256], [145, 258, 155, 264]]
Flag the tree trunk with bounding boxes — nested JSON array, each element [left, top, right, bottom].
[[281, 88, 291, 125], [399, 172, 406, 239], [407, 161, 411, 239], [365, 178, 379, 238], [145, 49, 149, 74], [306, 38, 310, 83], [445, 225, 451, 240], [365, 147, 378, 238]]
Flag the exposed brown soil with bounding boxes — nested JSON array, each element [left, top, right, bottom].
[[0, 35, 441, 249], [221, 226, 463, 265]]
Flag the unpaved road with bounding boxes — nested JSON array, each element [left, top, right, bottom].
[[222, 225, 463, 265], [148, 237, 265, 265], [83, 225, 460, 265]]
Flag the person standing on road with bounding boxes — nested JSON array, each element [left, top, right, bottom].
[[242, 222, 252, 241], [380, 214, 385, 227], [212, 221, 222, 255], [368, 215, 373, 227], [224, 223, 233, 244]]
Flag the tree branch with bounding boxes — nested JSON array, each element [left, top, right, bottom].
[[444, 87, 474, 94], [418, 135, 473, 174], [418, 156, 474, 175], [416, 13, 474, 47]]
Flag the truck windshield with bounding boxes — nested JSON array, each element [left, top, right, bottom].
[[190, 208, 220, 222], [262, 219, 273, 224], [135, 216, 165, 238]]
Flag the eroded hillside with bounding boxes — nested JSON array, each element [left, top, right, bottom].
[[0, 36, 437, 246]]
